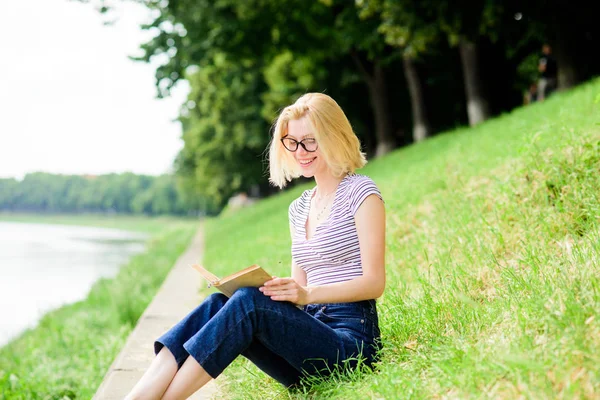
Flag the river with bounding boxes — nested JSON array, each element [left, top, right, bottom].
[[0, 221, 147, 347]]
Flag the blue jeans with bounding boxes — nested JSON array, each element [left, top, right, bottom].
[[154, 287, 381, 387]]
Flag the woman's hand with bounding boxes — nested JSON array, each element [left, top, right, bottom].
[[259, 277, 311, 306]]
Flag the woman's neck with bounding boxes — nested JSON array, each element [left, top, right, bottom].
[[314, 173, 345, 199]]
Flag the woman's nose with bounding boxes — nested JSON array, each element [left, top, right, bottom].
[[296, 144, 308, 155]]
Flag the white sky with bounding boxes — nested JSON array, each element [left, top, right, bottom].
[[0, 0, 190, 180]]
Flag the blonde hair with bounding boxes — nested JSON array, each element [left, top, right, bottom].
[[268, 93, 367, 188]]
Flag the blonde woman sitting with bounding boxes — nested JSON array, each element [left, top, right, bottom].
[[126, 93, 386, 399]]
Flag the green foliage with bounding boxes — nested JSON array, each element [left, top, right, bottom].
[[516, 52, 542, 91], [201, 78, 600, 398], [0, 217, 199, 399], [133, 0, 334, 97], [175, 53, 269, 206], [77, 0, 600, 206], [160, 0, 404, 205], [357, 0, 440, 58], [325, 0, 391, 62], [433, 0, 505, 45], [130, 0, 340, 205], [261, 51, 328, 121], [0, 172, 203, 216]]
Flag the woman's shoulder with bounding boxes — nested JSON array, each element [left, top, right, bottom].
[[346, 173, 375, 183], [344, 173, 380, 194], [342, 173, 383, 215]]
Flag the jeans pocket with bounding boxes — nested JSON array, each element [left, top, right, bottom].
[[319, 304, 363, 320], [317, 304, 368, 337]]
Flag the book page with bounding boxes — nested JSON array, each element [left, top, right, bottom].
[[217, 266, 272, 298], [192, 264, 220, 285], [191, 264, 272, 298]]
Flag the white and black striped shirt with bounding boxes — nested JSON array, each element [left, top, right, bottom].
[[289, 174, 383, 286]]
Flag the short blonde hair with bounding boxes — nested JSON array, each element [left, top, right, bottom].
[[268, 93, 367, 188]]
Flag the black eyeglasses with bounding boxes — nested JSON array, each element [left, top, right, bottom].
[[280, 136, 318, 152]]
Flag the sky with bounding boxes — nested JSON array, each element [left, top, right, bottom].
[[0, 0, 190, 180]]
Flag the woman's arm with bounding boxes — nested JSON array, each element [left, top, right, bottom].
[[291, 262, 307, 287], [261, 194, 385, 305]]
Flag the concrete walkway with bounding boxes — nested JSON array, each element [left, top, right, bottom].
[[94, 228, 221, 399]]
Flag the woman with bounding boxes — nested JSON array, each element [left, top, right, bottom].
[[126, 93, 386, 399]]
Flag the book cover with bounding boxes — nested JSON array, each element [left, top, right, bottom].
[[192, 264, 272, 297]]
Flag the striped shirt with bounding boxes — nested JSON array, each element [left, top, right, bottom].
[[289, 174, 383, 286]]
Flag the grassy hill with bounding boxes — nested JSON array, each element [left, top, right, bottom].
[[203, 78, 600, 399]]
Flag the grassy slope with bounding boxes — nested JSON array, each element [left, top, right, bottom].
[[0, 216, 200, 399], [203, 79, 600, 399]]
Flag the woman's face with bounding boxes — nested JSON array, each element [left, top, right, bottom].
[[285, 116, 327, 179]]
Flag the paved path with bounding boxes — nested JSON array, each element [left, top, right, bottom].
[[94, 227, 221, 399]]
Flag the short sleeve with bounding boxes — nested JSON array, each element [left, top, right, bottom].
[[288, 200, 297, 232], [349, 176, 383, 216]]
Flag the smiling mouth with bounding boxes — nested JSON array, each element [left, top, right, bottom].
[[299, 157, 316, 166]]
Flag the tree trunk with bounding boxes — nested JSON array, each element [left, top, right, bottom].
[[459, 39, 490, 126], [351, 53, 396, 156], [553, 35, 579, 90], [402, 55, 430, 142], [549, 5, 583, 90], [369, 64, 396, 156]]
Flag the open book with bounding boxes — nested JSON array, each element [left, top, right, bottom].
[[192, 264, 273, 298]]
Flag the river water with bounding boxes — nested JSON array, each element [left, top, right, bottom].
[[0, 221, 147, 347]]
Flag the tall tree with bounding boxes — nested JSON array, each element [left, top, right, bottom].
[[358, 0, 438, 142], [457, 39, 489, 126], [326, 2, 399, 155], [434, 0, 504, 126]]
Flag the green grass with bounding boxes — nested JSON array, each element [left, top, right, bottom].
[[202, 79, 600, 399], [0, 216, 199, 399]]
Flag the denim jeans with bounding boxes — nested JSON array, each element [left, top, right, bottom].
[[154, 287, 381, 387]]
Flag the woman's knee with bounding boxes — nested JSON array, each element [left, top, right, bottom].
[[205, 292, 228, 305], [185, 292, 228, 319], [201, 292, 228, 312], [229, 287, 266, 308]]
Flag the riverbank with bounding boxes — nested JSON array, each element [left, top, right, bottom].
[[0, 212, 195, 234], [0, 215, 199, 398], [93, 228, 219, 399], [0, 221, 148, 347]]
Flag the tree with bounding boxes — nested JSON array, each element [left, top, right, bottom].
[[324, 2, 401, 155], [0, 178, 19, 211], [358, 0, 438, 142], [116, 0, 406, 207], [135, 0, 401, 156], [433, 0, 504, 126], [0, 172, 195, 215], [175, 53, 268, 206]]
